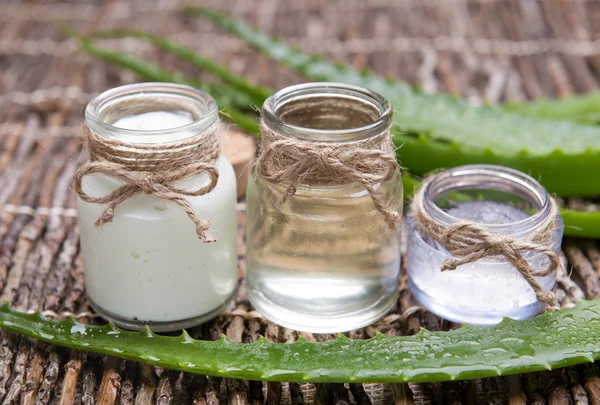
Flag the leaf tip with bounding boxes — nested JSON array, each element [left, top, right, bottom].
[[257, 335, 268, 344], [296, 335, 308, 343], [373, 332, 386, 340], [415, 327, 430, 337], [416, 133, 430, 143], [179, 329, 194, 344], [141, 325, 155, 338], [64, 315, 78, 326], [450, 140, 462, 149], [581, 352, 595, 363], [483, 146, 496, 155], [548, 147, 565, 157], [32, 309, 46, 322]]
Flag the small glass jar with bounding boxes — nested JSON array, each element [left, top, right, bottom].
[[407, 165, 564, 325], [79, 83, 238, 331], [246, 83, 403, 333]]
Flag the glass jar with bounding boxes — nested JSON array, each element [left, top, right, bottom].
[[407, 164, 564, 325], [79, 83, 238, 331], [246, 83, 403, 333]]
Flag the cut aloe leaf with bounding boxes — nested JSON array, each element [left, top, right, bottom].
[[77, 39, 259, 134], [89, 29, 271, 105], [0, 300, 599, 383], [503, 93, 600, 125], [78, 39, 252, 110], [190, 7, 600, 197], [558, 208, 600, 239], [393, 129, 600, 201]]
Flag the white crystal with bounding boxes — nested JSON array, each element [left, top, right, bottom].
[[446, 200, 530, 224], [408, 200, 556, 325]]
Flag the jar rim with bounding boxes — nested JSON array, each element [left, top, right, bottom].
[[85, 82, 219, 144], [422, 165, 552, 236], [261, 82, 392, 142]]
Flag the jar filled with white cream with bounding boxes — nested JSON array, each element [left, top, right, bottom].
[[77, 83, 238, 331]]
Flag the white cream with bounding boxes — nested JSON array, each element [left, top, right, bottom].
[[112, 111, 194, 131], [78, 111, 238, 328]]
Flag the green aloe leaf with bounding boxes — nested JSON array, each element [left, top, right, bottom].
[[76, 38, 259, 135], [1, 300, 599, 383], [190, 7, 600, 197], [503, 93, 600, 124], [89, 29, 271, 105], [393, 129, 600, 211], [560, 208, 600, 239]]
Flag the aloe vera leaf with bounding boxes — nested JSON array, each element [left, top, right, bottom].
[[190, 7, 600, 155], [78, 39, 253, 110], [558, 209, 600, 239], [219, 108, 259, 135], [402, 172, 600, 239], [191, 7, 600, 197], [393, 128, 600, 198], [1, 300, 600, 383], [78, 40, 259, 134], [179, 8, 600, 126], [503, 93, 600, 125], [401, 172, 420, 197], [89, 29, 271, 105]]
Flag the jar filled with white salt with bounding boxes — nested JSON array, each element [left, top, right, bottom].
[[407, 165, 564, 325], [75, 83, 238, 331]]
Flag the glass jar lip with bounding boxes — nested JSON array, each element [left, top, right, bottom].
[[422, 164, 551, 234], [261, 82, 393, 142], [85, 82, 219, 144]]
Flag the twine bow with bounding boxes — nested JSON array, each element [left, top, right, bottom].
[[74, 124, 221, 243], [256, 121, 402, 230], [411, 176, 562, 307]]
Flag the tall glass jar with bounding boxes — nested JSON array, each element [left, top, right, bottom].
[[407, 165, 564, 325], [246, 83, 403, 333], [79, 83, 238, 331]]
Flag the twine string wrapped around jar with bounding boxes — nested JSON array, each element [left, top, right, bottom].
[[255, 120, 402, 231], [247, 82, 404, 332], [410, 175, 563, 307], [74, 123, 221, 243]]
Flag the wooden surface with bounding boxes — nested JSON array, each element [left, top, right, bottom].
[[1, 0, 600, 403]]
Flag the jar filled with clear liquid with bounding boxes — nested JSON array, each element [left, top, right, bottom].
[[407, 165, 564, 325], [246, 83, 403, 333]]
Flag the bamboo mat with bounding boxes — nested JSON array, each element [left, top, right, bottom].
[[1, 0, 600, 403]]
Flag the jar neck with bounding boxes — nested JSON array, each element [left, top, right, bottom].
[[422, 165, 552, 238], [261, 82, 392, 143], [85, 83, 218, 144]]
